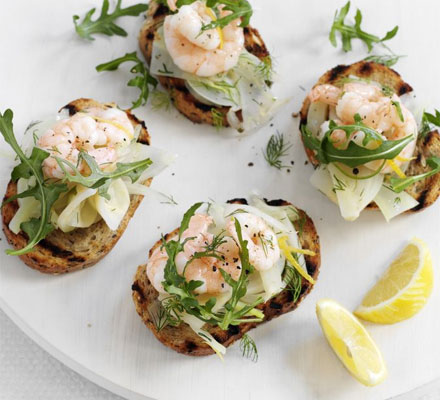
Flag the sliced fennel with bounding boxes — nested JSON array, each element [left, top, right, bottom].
[[310, 163, 418, 221], [150, 26, 284, 132], [311, 165, 338, 203], [94, 178, 130, 231], [327, 163, 384, 221], [55, 186, 98, 232], [374, 185, 419, 222], [181, 313, 226, 359]]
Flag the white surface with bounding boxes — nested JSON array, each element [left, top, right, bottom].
[[0, 308, 122, 400], [0, 1, 439, 400]]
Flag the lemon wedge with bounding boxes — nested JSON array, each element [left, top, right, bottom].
[[355, 238, 433, 324], [316, 299, 387, 387]]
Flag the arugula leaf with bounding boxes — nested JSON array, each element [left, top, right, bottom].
[[0, 110, 68, 255], [73, 0, 148, 41], [390, 156, 440, 193], [218, 218, 263, 330], [363, 54, 405, 67], [96, 52, 158, 109], [330, 1, 398, 53], [301, 120, 415, 168], [54, 150, 152, 199], [175, 0, 252, 30], [420, 109, 440, 139]]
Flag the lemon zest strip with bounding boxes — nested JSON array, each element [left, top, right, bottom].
[[386, 159, 406, 179], [91, 115, 134, 140], [278, 236, 316, 284]]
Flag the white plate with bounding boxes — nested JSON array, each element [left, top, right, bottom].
[[1, 1, 440, 399]]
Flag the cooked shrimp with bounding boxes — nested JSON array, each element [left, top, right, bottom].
[[308, 84, 342, 106], [38, 108, 134, 179], [163, 1, 244, 77], [166, 0, 177, 11], [309, 81, 417, 169], [147, 214, 242, 295], [226, 213, 280, 271]]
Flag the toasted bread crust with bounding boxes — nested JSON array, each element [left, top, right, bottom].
[[299, 60, 440, 212], [1, 98, 152, 274], [138, 1, 270, 127], [132, 198, 321, 356]]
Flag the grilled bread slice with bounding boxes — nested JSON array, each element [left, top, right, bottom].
[[132, 198, 321, 356], [1, 98, 151, 274], [299, 60, 440, 212], [139, 1, 270, 127]]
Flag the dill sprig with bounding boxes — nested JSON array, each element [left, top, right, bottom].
[[160, 193, 178, 205], [256, 56, 273, 84], [211, 108, 224, 130], [283, 263, 302, 303], [263, 132, 293, 170], [240, 334, 258, 362], [185, 231, 227, 268], [332, 175, 347, 193]]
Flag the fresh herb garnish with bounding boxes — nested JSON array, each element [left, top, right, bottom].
[[55, 150, 152, 199], [218, 217, 263, 329], [263, 132, 292, 170], [329, 1, 398, 53], [160, 193, 178, 205], [283, 263, 302, 303], [96, 52, 158, 109], [211, 108, 224, 130], [390, 156, 440, 193], [159, 203, 263, 331], [256, 56, 273, 84], [363, 54, 405, 67], [420, 109, 440, 139], [301, 116, 414, 168], [73, 0, 148, 41], [185, 231, 227, 267], [0, 110, 68, 255], [240, 333, 258, 362]]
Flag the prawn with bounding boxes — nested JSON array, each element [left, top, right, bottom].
[[163, 1, 244, 77], [147, 214, 242, 295], [308, 81, 417, 170], [226, 213, 280, 271], [38, 107, 134, 179]]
